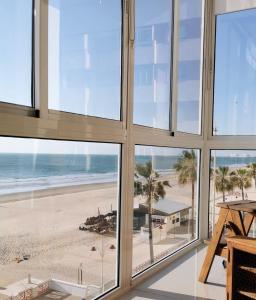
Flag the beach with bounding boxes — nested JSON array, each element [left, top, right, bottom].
[[0, 173, 196, 290], [0, 182, 118, 289]]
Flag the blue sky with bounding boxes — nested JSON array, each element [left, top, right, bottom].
[[214, 8, 256, 135], [0, 137, 120, 155], [0, 0, 32, 105]]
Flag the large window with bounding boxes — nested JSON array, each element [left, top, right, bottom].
[[133, 0, 173, 129], [176, 0, 204, 134], [0, 138, 120, 299], [0, 1, 207, 299], [133, 146, 200, 274], [213, 9, 256, 135], [209, 150, 256, 237], [0, 0, 33, 106], [48, 0, 122, 119]]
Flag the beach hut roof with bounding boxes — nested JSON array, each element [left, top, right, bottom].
[[140, 198, 191, 216]]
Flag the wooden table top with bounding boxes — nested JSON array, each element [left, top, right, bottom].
[[227, 236, 256, 254], [216, 200, 256, 213]]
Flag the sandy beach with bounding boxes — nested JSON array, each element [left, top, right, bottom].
[[0, 182, 119, 289], [0, 173, 196, 291]]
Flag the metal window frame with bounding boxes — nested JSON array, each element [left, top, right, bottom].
[[172, 0, 206, 137], [0, 0, 223, 299]]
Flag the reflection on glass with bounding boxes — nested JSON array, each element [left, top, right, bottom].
[[0, 138, 120, 299], [209, 150, 256, 237], [176, 0, 204, 134], [214, 9, 256, 135], [133, 146, 200, 274], [133, 0, 172, 129], [48, 0, 122, 120], [0, 0, 32, 106]]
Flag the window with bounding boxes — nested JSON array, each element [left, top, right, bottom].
[[209, 150, 256, 237], [176, 0, 204, 134], [0, 0, 208, 298], [0, 137, 120, 299], [133, 0, 173, 130], [48, 0, 122, 120], [213, 9, 256, 135], [133, 146, 200, 274], [0, 0, 33, 106]]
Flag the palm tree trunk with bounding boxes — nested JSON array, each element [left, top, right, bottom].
[[254, 175, 256, 189], [241, 186, 245, 201], [148, 200, 154, 264], [191, 182, 195, 239], [222, 190, 225, 202]]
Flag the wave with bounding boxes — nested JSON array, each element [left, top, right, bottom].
[[0, 172, 119, 195]]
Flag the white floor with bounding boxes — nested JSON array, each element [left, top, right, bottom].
[[123, 245, 226, 300]]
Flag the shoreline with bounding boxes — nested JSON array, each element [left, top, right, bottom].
[[0, 181, 117, 204], [0, 169, 178, 205]]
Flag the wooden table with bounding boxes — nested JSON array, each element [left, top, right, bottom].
[[227, 236, 256, 299], [199, 200, 256, 283]]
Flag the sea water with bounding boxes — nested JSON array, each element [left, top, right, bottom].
[[0, 154, 255, 196]]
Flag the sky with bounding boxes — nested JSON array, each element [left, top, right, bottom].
[[0, 137, 120, 155], [0, 0, 32, 106], [0, 137, 193, 156], [135, 145, 195, 157], [212, 150, 256, 157], [214, 8, 256, 135]]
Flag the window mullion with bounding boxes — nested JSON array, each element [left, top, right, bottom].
[[35, 0, 48, 119], [171, 0, 180, 135]]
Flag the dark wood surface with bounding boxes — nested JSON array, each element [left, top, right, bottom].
[[227, 236, 256, 300], [216, 200, 256, 213]]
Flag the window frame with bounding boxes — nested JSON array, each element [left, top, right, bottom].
[[132, 0, 174, 132], [211, 6, 256, 138], [0, 0, 208, 299], [172, 0, 206, 137], [132, 144, 202, 278], [0, 0, 35, 112]]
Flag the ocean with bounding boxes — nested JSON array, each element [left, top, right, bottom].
[[0, 154, 255, 196]]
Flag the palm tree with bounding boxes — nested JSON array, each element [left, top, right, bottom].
[[230, 168, 252, 200], [174, 150, 197, 239], [214, 166, 233, 202], [247, 163, 256, 188], [134, 161, 171, 263]]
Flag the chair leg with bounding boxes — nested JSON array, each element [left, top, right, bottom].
[[198, 208, 229, 283], [243, 213, 254, 235]]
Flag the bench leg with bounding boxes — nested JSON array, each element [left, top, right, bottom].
[[198, 208, 229, 283], [229, 210, 245, 236], [243, 213, 254, 235]]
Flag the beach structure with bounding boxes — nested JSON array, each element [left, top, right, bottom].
[[139, 199, 191, 243]]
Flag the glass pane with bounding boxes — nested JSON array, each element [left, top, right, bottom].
[[133, 146, 200, 274], [0, 0, 32, 106], [176, 0, 204, 134], [213, 9, 256, 135], [209, 150, 256, 238], [48, 0, 122, 120], [0, 138, 120, 299], [133, 0, 172, 129]]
